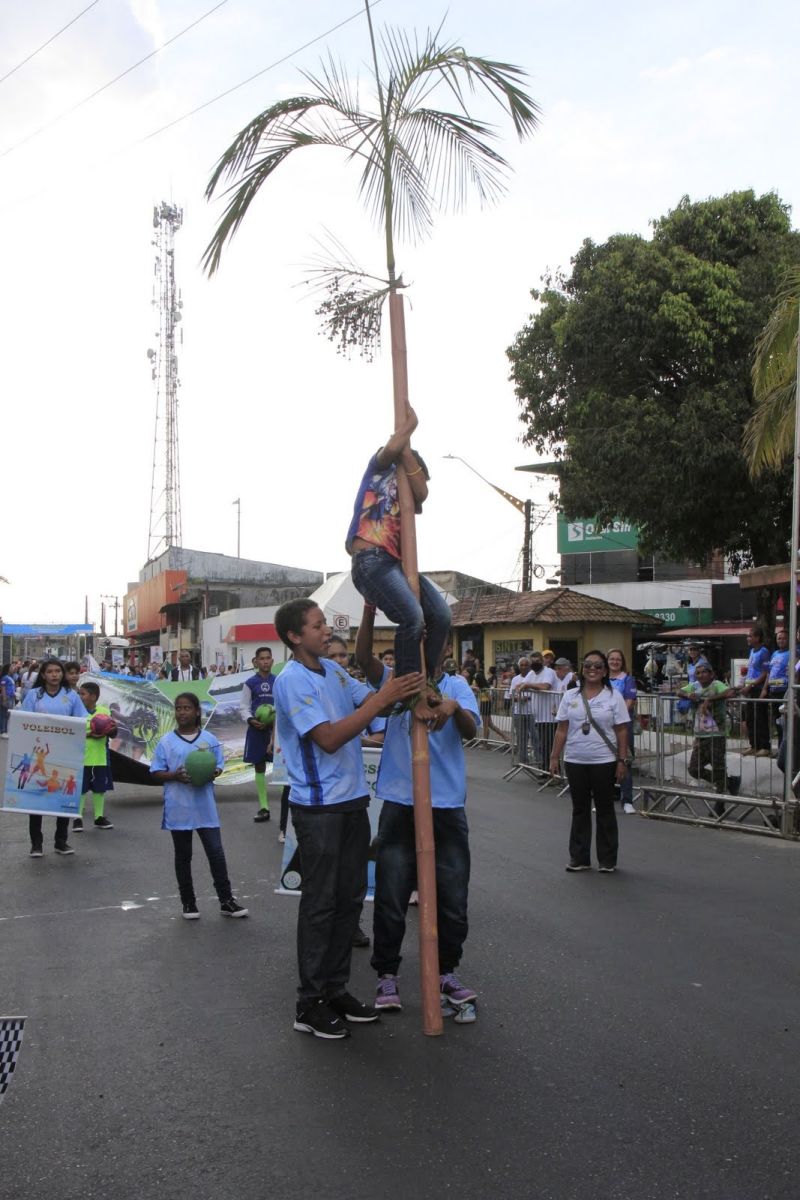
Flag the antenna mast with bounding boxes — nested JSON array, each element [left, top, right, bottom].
[[147, 201, 184, 560]]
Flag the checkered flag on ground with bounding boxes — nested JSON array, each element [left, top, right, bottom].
[[0, 1017, 26, 1105]]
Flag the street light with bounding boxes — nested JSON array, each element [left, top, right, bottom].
[[171, 583, 188, 655], [443, 455, 545, 591]]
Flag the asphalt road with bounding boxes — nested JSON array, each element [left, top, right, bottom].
[[2, 745, 799, 1200]]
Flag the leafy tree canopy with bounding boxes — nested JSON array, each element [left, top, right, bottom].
[[508, 190, 800, 569]]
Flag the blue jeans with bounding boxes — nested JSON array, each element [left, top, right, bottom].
[[371, 801, 470, 976], [351, 548, 452, 677], [170, 827, 232, 905]]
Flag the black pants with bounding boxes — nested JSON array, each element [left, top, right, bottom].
[[371, 801, 470, 977], [565, 761, 619, 868], [744, 699, 770, 751], [291, 805, 370, 1004], [170, 827, 232, 905], [279, 786, 290, 834], [537, 721, 556, 769], [29, 814, 70, 849]]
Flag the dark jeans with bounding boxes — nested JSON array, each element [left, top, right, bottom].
[[0, 703, 9, 735], [29, 814, 70, 849], [744, 698, 770, 751], [537, 721, 556, 770], [371, 801, 470, 977], [350, 548, 451, 677], [279, 785, 290, 834], [170, 827, 232, 905], [565, 761, 619, 868], [291, 805, 370, 1003], [513, 713, 533, 763], [688, 736, 727, 793]]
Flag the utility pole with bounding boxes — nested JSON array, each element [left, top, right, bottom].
[[233, 498, 241, 558], [147, 202, 184, 560], [101, 595, 120, 638], [444, 456, 542, 590]]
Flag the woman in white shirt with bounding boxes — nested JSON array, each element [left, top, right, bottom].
[[549, 650, 630, 874]]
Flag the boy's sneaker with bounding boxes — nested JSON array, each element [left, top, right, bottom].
[[220, 898, 249, 918], [254, 808, 270, 822], [623, 802, 636, 814], [94, 816, 114, 829], [598, 865, 617, 874], [440, 973, 477, 1004], [72, 817, 84, 832], [293, 999, 349, 1039], [565, 861, 591, 872], [29, 844, 44, 858], [375, 974, 402, 1011], [54, 843, 75, 855], [182, 902, 200, 920], [327, 992, 379, 1023]]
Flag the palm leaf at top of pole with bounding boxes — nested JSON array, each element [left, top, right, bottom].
[[745, 265, 800, 477], [202, 18, 540, 280]]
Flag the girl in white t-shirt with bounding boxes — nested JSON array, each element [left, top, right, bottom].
[[549, 650, 630, 874]]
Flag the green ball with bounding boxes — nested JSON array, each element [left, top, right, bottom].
[[184, 747, 217, 786], [255, 704, 275, 726]]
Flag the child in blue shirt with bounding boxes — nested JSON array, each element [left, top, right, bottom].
[[150, 693, 247, 921], [21, 659, 87, 857], [239, 646, 277, 823], [273, 598, 423, 1040]]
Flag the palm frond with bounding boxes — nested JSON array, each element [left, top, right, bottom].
[[747, 266, 799, 476], [398, 107, 509, 213], [744, 379, 797, 476], [358, 129, 433, 245]]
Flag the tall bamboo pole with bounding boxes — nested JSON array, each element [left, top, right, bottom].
[[389, 291, 443, 1036]]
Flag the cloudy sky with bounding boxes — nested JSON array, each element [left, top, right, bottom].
[[1, 0, 797, 625]]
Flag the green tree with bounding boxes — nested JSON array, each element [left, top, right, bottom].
[[744, 265, 799, 476], [508, 191, 799, 580], [203, 1, 538, 1034]]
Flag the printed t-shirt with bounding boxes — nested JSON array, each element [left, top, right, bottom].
[[376, 671, 480, 808], [84, 704, 113, 767], [610, 673, 637, 721], [555, 687, 629, 764], [240, 673, 276, 718], [745, 646, 771, 683], [345, 453, 401, 559], [150, 729, 224, 830], [680, 680, 730, 736], [766, 650, 790, 694], [274, 658, 371, 808], [21, 687, 88, 719]]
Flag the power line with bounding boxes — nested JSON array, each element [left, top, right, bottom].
[[138, 0, 384, 145], [1, 0, 231, 160], [0, 0, 103, 87], [0, 0, 385, 214]]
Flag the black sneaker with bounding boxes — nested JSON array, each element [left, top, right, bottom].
[[220, 898, 249, 918], [598, 865, 617, 874], [72, 817, 84, 832], [182, 902, 200, 920], [351, 924, 370, 948], [29, 844, 44, 858], [294, 999, 350, 1039], [54, 843, 75, 855], [565, 861, 591, 872], [253, 808, 270, 822], [327, 992, 379, 1023], [94, 816, 114, 829]]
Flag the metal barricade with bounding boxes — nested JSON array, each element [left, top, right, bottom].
[[464, 688, 512, 754], [635, 691, 799, 838], [497, 688, 569, 793]]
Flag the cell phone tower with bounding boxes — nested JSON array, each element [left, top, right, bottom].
[[147, 201, 184, 560]]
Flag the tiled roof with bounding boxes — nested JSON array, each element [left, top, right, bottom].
[[450, 587, 661, 627]]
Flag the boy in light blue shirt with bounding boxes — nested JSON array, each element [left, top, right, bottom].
[[273, 598, 423, 1041], [355, 604, 480, 1015]]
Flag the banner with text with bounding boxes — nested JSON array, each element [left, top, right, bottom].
[[3, 710, 86, 817], [557, 515, 638, 555]]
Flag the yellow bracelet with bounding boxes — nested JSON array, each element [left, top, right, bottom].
[[406, 465, 423, 476]]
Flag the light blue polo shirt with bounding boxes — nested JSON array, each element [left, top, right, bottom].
[[376, 671, 480, 808], [21, 687, 88, 718], [274, 658, 372, 807], [150, 729, 224, 830]]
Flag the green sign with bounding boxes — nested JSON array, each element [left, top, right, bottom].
[[642, 608, 713, 627], [557, 515, 638, 555]]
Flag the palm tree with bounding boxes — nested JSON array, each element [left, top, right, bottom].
[[745, 266, 800, 476], [204, 1, 539, 1034]]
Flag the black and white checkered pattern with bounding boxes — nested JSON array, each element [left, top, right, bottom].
[[0, 1017, 26, 1104]]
